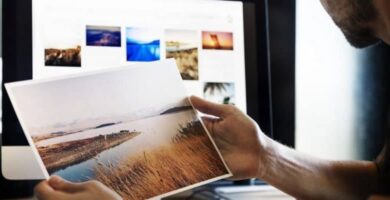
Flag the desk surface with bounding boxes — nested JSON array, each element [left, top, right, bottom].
[[165, 185, 294, 200], [2, 185, 293, 200]]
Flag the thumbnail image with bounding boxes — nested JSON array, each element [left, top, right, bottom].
[[204, 82, 235, 105], [202, 31, 234, 50], [165, 30, 199, 80], [45, 46, 81, 67], [126, 28, 161, 62], [43, 22, 82, 67], [6, 61, 229, 199], [86, 25, 121, 47]]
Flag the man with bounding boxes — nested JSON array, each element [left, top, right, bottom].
[[35, 0, 390, 199]]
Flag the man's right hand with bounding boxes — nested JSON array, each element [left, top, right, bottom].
[[191, 96, 381, 200], [190, 96, 268, 180]]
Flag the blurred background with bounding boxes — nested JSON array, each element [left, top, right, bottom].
[[268, 0, 389, 160], [294, 0, 390, 160], [1, 0, 390, 198]]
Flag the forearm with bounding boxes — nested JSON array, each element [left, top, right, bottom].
[[258, 136, 378, 200]]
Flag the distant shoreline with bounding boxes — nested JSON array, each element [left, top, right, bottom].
[[38, 130, 140, 173], [33, 106, 192, 144], [33, 121, 122, 143]]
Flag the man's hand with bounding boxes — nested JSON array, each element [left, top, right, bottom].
[[35, 176, 122, 200], [190, 96, 380, 200], [190, 96, 268, 180]]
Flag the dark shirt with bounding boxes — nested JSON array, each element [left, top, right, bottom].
[[376, 107, 390, 193]]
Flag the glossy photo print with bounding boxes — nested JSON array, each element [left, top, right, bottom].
[[5, 60, 230, 200], [202, 31, 234, 50], [86, 25, 121, 47], [126, 28, 161, 62], [165, 30, 199, 80]]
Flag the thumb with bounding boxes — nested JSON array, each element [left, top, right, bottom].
[[189, 96, 228, 118], [201, 116, 215, 136], [49, 176, 85, 193], [35, 180, 58, 200]]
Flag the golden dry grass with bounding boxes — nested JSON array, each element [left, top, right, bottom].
[[94, 121, 227, 200]]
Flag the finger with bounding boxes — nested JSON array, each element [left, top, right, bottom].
[[201, 116, 219, 135], [35, 180, 61, 200], [49, 176, 85, 193], [190, 96, 229, 117]]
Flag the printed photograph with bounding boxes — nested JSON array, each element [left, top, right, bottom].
[[86, 25, 121, 47], [165, 30, 199, 80], [204, 82, 235, 105], [45, 46, 81, 67], [126, 28, 161, 62], [202, 31, 234, 50], [6, 61, 229, 199]]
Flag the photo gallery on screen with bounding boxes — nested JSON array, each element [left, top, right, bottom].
[[44, 26, 234, 70], [44, 26, 236, 105]]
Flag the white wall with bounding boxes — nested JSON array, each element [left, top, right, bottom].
[[295, 0, 361, 160]]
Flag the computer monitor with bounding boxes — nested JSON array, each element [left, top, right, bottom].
[[2, 0, 270, 186], [33, 0, 248, 114]]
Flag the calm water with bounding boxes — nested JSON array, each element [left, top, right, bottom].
[[49, 111, 196, 182]]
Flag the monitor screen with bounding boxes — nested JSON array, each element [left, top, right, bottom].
[[32, 0, 247, 112]]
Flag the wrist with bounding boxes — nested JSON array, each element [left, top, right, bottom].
[[256, 132, 274, 180]]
